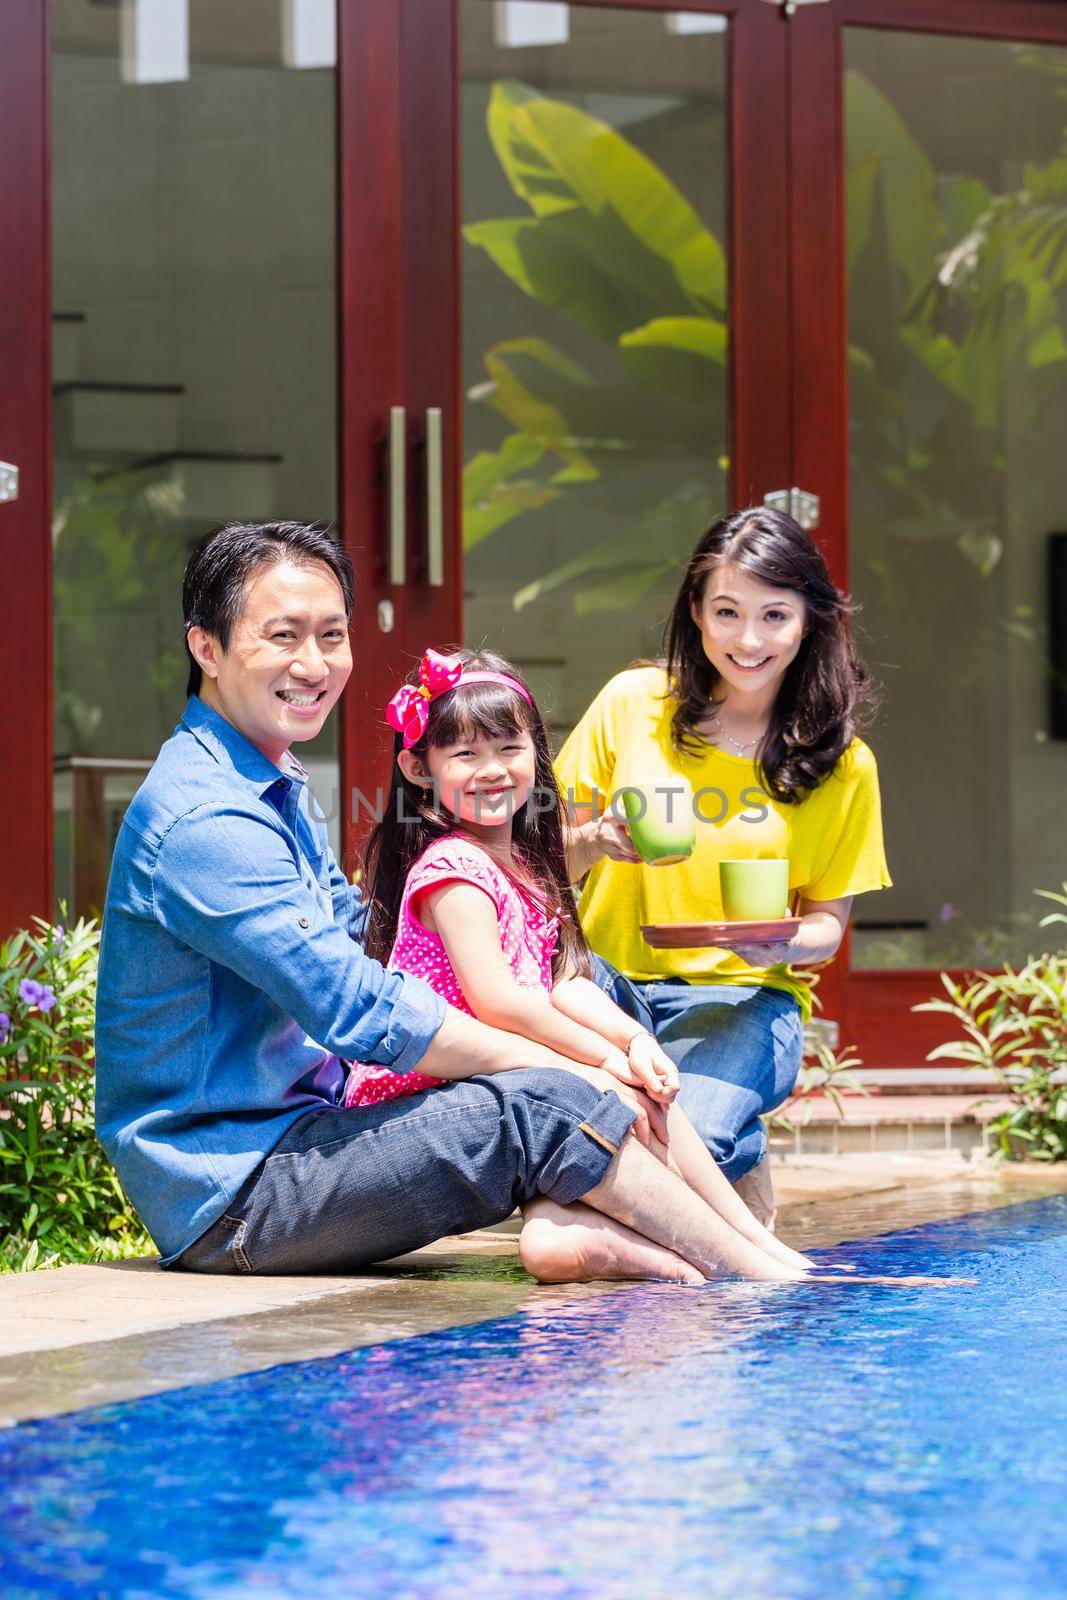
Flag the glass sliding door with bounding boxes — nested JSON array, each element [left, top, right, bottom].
[[50, 0, 339, 915], [844, 27, 1067, 974], [459, 2, 732, 743]]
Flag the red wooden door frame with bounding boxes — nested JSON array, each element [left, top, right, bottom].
[[0, 1, 51, 934], [791, 0, 1067, 1065], [337, 0, 460, 874]]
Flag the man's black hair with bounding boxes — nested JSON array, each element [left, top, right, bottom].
[[182, 521, 354, 697]]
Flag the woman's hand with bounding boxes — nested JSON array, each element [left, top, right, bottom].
[[722, 934, 802, 968], [586, 813, 642, 864], [723, 908, 847, 970]]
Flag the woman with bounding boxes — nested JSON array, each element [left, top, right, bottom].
[[555, 506, 891, 1228]]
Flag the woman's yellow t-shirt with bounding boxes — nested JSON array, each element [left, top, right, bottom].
[[554, 666, 892, 1022]]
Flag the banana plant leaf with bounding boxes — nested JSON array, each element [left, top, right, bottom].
[[513, 485, 715, 613], [618, 316, 727, 407], [845, 69, 945, 299], [478, 337, 598, 478], [485, 80, 726, 314], [474, 336, 723, 463], [465, 208, 698, 344], [462, 431, 561, 551]]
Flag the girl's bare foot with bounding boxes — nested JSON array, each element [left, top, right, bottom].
[[520, 1198, 706, 1285]]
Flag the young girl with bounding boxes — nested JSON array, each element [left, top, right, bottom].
[[345, 646, 827, 1286]]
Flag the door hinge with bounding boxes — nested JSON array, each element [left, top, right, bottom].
[[0, 463, 19, 504], [764, 488, 820, 531], [758, 0, 829, 15]]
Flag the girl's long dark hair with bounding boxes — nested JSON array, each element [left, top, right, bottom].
[[362, 648, 590, 980], [663, 507, 879, 804]]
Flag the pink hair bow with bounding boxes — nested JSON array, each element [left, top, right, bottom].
[[385, 648, 463, 748]]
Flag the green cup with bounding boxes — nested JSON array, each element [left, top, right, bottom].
[[621, 780, 695, 867], [719, 858, 790, 920]]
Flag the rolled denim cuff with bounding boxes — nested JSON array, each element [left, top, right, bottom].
[[718, 1121, 768, 1185], [536, 1087, 637, 1206], [367, 977, 447, 1076]]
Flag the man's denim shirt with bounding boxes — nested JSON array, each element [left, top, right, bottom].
[[95, 696, 446, 1264]]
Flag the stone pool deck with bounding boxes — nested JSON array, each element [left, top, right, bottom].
[[3, 1153, 1066, 1428]]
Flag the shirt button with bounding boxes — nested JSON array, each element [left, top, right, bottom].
[[298, 916, 310, 929]]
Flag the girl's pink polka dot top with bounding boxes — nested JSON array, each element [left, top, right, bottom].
[[345, 835, 560, 1108]]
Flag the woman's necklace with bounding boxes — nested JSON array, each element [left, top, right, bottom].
[[706, 708, 763, 756]]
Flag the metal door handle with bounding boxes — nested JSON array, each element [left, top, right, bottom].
[[0, 463, 18, 504], [387, 407, 406, 586], [426, 407, 443, 587]]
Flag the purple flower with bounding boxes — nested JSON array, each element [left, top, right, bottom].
[[0, 1013, 10, 1045], [939, 902, 958, 925], [17, 979, 56, 1012], [53, 925, 65, 953]]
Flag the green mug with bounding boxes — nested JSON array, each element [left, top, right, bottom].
[[719, 858, 790, 920], [621, 780, 695, 867]]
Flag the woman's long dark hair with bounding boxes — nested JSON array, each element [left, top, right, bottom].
[[662, 507, 879, 804], [362, 647, 590, 980]]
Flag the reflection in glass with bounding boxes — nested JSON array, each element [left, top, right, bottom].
[[846, 33, 1067, 969], [51, 0, 338, 914], [461, 2, 729, 746]]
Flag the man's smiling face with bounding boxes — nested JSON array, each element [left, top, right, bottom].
[[189, 558, 353, 764]]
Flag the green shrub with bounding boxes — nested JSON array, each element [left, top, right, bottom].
[[915, 884, 1067, 1163], [0, 913, 149, 1269], [770, 1024, 866, 1137]]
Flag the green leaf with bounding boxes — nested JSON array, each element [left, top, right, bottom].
[[847, 150, 880, 279], [618, 316, 728, 406], [846, 70, 944, 298], [513, 486, 714, 612], [476, 338, 598, 480], [485, 81, 726, 314], [462, 431, 560, 551], [574, 565, 668, 615]]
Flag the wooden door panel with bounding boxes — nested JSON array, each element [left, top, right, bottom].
[[0, 1, 51, 931]]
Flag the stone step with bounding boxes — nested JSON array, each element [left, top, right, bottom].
[[53, 380, 184, 457], [850, 1068, 1018, 1094], [52, 311, 85, 385], [777, 1092, 1013, 1158], [127, 450, 283, 522]]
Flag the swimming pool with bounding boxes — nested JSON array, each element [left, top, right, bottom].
[[2, 1196, 1064, 1599]]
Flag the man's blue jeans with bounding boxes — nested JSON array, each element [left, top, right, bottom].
[[591, 957, 804, 1182]]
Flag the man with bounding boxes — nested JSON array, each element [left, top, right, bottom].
[[96, 521, 796, 1282]]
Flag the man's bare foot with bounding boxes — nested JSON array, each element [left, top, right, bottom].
[[732, 1157, 777, 1231], [519, 1198, 706, 1285]]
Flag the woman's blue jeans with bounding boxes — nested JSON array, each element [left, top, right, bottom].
[[591, 956, 804, 1182]]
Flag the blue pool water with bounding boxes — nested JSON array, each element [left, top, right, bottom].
[[2, 1197, 1065, 1599]]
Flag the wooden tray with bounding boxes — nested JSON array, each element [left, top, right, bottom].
[[641, 917, 802, 949]]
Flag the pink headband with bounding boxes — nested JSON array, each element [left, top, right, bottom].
[[385, 648, 532, 749]]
